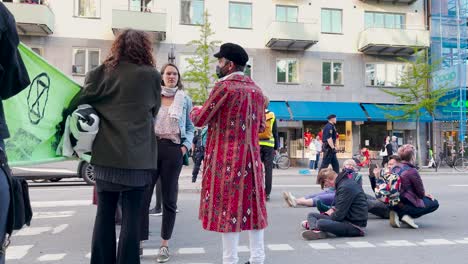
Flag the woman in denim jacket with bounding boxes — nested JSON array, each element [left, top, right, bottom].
[[141, 63, 194, 263]]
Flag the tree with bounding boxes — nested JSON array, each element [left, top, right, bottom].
[[379, 49, 450, 166], [183, 11, 221, 104]]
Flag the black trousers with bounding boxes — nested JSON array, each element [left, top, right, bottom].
[[91, 180, 146, 264], [141, 140, 183, 241], [260, 145, 274, 196], [307, 212, 364, 237], [320, 148, 340, 174], [394, 197, 439, 219], [366, 194, 390, 219], [192, 148, 205, 181]]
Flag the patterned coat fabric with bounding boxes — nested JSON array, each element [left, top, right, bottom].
[[190, 74, 268, 233]]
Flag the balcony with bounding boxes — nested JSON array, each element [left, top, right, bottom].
[[358, 0, 417, 4], [3, 2, 54, 36], [112, 9, 167, 41], [265, 21, 319, 51], [358, 27, 430, 56]]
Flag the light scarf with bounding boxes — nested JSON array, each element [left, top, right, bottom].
[[161, 86, 185, 121]]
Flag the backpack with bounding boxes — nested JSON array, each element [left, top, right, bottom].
[[374, 165, 410, 206], [259, 112, 274, 140]]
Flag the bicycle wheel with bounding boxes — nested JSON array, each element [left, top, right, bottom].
[[276, 156, 290, 170], [445, 156, 455, 167], [454, 157, 468, 172]]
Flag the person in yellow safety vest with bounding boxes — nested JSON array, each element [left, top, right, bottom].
[[259, 97, 279, 201]]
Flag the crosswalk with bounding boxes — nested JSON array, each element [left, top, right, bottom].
[[5, 199, 468, 263]]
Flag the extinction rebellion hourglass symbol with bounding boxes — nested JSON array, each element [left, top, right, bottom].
[[27, 72, 50, 125]]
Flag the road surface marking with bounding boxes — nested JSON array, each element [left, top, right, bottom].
[[238, 245, 250, 252], [13, 167, 76, 174], [142, 249, 159, 256], [32, 200, 92, 208], [267, 244, 294, 251], [178, 248, 206, 254], [30, 187, 92, 192], [419, 239, 457, 246], [380, 240, 417, 247], [6, 245, 34, 260], [347, 241, 376, 248], [86, 253, 91, 259], [38, 253, 66, 261], [308, 243, 335, 249], [448, 184, 468, 187], [33, 211, 76, 219], [15, 227, 52, 236], [455, 240, 468, 244], [52, 224, 69, 234]]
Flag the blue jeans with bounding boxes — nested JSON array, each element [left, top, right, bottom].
[[314, 153, 320, 169], [0, 139, 9, 264], [309, 160, 316, 169]]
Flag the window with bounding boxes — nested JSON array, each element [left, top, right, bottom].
[[364, 12, 405, 29], [365, 63, 406, 87], [72, 48, 100, 75], [321, 9, 342, 34], [322, 61, 343, 85], [180, 0, 204, 25], [244, 59, 252, 78], [229, 2, 252, 29], [74, 0, 101, 18], [276, 59, 298, 83], [276, 5, 298, 22], [129, 0, 155, 12]]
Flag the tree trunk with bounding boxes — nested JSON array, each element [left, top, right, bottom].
[[416, 117, 423, 166]]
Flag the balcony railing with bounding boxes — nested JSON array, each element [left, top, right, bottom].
[[112, 5, 167, 41], [265, 20, 319, 50], [358, 27, 430, 55], [3, 1, 54, 35]]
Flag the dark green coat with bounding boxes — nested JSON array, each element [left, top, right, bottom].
[[73, 61, 161, 170]]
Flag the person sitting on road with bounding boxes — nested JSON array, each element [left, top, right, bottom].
[[283, 159, 361, 209], [387, 145, 439, 229], [301, 168, 368, 240]]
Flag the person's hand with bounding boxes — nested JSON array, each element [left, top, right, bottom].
[[181, 146, 187, 156], [325, 208, 335, 216], [426, 193, 434, 200], [373, 168, 382, 178]]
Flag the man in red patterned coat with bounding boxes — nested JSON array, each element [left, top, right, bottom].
[[190, 43, 268, 264]]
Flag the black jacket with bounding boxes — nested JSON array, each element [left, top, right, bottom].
[[71, 62, 161, 170], [0, 3, 31, 139], [331, 171, 368, 227]]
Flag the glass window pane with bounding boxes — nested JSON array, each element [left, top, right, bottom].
[[375, 13, 384, 28], [277, 60, 287, 83], [242, 4, 252, 28], [321, 9, 331, 32], [88, 50, 100, 72], [79, 0, 100, 17], [322, 62, 331, 84], [366, 64, 376, 86], [288, 60, 298, 83], [229, 3, 241, 28], [365, 12, 373, 29], [333, 62, 342, 85], [331, 10, 342, 33], [287, 7, 298, 22], [376, 64, 386, 86], [193, 0, 204, 24], [386, 64, 397, 86], [73, 49, 86, 75], [396, 14, 404, 29], [129, 0, 140, 11], [276, 6, 286, 22], [385, 14, 395, 29]]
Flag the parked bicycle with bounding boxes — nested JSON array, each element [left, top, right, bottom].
[[434, 147, 468, 172], [273, 151, 290, 170]]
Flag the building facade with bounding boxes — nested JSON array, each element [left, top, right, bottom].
[[3, 0, 433, 164]]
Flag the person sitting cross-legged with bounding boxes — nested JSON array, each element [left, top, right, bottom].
[[301, 168, 368, 240]]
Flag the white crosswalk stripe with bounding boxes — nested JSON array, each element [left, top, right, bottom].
[[308, 242, 335, 249], [52, 224, 69, 234], [33, 211, 76, 219], [267, 244, 294, 251], [31, 200, 92, 208], [14, 227, 52, 236], [5, 245, 34, 260], [37, 254, 67, 262], [419, 239, 457, 246], [179, 248, 206, 254], [379, 240, 417, 247], [238, 245, 250, 252], [347, 241, 377, 248]]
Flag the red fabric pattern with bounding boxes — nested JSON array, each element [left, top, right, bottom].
[[190, 74, 268, 233]]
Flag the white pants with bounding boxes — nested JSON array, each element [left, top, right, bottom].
[[222, 230, 265, 264]]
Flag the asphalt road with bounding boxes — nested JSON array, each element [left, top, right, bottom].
[[5, 165, 468, 264]]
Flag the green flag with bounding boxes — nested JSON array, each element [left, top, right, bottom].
[[4, 43, 81, 166]]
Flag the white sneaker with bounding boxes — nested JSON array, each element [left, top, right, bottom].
[[389, 210, 400, 228], [401, 215, 419, 229], [282, 191, 297, 207]]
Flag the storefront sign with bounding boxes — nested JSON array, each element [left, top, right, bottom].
[[393, 122, 416, 130], [277, 120, 302, 128], [433, 66, 458, 90]]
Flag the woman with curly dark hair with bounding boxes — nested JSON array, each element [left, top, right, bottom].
[[71, 29, 161, 264]]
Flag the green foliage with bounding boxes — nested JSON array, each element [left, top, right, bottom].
[[183, 11, 221, 104], [378, 48, 450, 121]]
